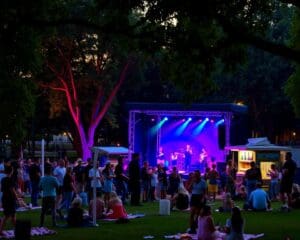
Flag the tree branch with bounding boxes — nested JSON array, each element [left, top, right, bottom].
[[217, 15, 300, 63], [91, 59, 132, 132], [38, 83, 66, 92], [47, 62, 79, 123]]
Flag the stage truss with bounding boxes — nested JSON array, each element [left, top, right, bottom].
[[128, 110, 232, 160]]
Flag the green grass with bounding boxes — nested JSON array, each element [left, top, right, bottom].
[[6, 200, 300, 240]]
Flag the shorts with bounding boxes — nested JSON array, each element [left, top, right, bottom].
[[280, 179, 293, 194], [208, 184, 218, 193], [190, 194, 204, 208], [2, 198, 16, 217]]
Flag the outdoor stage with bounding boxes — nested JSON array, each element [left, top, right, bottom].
[[126, 103, 249, 172]]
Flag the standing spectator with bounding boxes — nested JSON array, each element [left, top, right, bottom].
[[114, 157, 128, 203], [207, 164, 219, 201], [53, 159, 66, 210], [245, 161, 261, 200], [167, 167, 181, 198], [85, 158, 93, 201], [225, 160, 237, 197], [149, 167, 158, 201], [23, 159, 31, 195], [267, 164, 279, 201], [188, 170, 207, 234], [58, 166, 76, 217], [280, 152, 297, 208], [102, 161, 115, 207], [88, 161, 102, 201], [39, 165, 59, 227], [0, 165, 18, 235], [73, 158, 86, 193], [29, 158, 41, 207], [128, 153, 141, 206], [157, 164, 168, 199], [141, 161, 150, 202]]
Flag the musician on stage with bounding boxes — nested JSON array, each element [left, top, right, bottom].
[[199, 148, 208, 172], [156, 146, 166, 166], [170, 151, 178, 167], [184, 144, 193, 171]]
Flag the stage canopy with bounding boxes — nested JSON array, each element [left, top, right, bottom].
[[126, 102, 248, 170]]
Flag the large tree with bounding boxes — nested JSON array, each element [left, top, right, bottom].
[[39, 32, 137, 160], [2, 0, 300, 154]]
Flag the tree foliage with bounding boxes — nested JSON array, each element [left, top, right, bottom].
[[285, 9, 300, 117]]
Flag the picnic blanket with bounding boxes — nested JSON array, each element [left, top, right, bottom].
[[164, 231, 264, 240], [0, 227, 56, 239], [0, 206, 41, 212], [102, 213, 146, 221]]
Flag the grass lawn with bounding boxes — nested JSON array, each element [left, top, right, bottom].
[[5, 200, 300, 240]]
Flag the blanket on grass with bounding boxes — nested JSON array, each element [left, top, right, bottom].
[[0, 227, 56, 239], [102, 213, 145, 221], [164, 231, 264, 240], [0, 206, 41, 212]]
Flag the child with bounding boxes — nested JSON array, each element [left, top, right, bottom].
[[0, 165, 18, 235]]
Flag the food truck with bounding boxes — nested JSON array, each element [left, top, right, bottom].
[[225, 137, 291, 180]]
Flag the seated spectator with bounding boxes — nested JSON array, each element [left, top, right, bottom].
[[89, 191, 105, 219], [246, 182, 271, 211], [197, 205, 217, 240], [290, 184, 300, 209], [219, 192, 234, 212], [105, 192, 128, 219], [224, 207, 244, 240], [67, 197, 84, 227], [171, 186, 189, 211], [235, 185, 247, 201]]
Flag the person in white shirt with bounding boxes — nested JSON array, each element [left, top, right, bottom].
[[88, 162, 102, 201]]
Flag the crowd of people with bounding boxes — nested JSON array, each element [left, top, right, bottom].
[[0, 151, 298, 239]]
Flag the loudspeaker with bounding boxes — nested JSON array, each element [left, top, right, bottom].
[[15, 219, 31, 240], [218, 125, 226, 149]]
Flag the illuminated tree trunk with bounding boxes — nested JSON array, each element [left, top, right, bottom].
[[45, 57, 131, 161]]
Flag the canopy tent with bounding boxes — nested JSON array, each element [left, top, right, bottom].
[[92, 146, 129, 167], [92, 146, 129, 155], [225, 137, 291, 178], [225, 137, 292, 152]]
